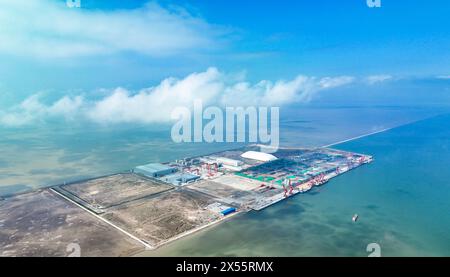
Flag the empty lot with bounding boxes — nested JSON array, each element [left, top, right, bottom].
[[60, 173, 173, 210], [0, 189, 143, 257], [102, 189, 221, 248]]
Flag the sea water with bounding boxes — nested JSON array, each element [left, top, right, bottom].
[[140, 113, 450, 256]]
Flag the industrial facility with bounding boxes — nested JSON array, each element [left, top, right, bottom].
[[129, 146, 372, 212], [134, 163, 177, 178], [0, 145, 372, 256]]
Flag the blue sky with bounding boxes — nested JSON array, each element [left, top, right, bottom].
[[65, 0, 450, 76], [0, 0, 449, 125], [170, 0, 450, 76]]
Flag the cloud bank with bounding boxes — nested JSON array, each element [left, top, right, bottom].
[[0, 68, 355, 126], [0, 0, 222, 58]]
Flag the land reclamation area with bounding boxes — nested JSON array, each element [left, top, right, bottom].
[[0, 145, 372, 256]]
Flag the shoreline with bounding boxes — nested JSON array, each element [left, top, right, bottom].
[[132, 124, 414, 256], [134, 210, 243, 256], [1, 120, 414, 257]]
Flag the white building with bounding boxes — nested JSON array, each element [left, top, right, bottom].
[[241, 151, 277, 162], [214, 157, 243, 167]]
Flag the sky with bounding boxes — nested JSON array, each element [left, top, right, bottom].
[[0, 0, 449, 126]]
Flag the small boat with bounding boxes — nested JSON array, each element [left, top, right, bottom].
[[352, 214, 359, 222]]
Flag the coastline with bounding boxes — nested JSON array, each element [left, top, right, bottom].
[[135, 122, 422, 256], [3, 116, 442, 257]]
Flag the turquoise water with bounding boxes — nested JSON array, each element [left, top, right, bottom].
[[140, 114, 450, 257]]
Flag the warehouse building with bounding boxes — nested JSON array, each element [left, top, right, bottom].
[[134, 163, 177, 178], [163, 173, 200, 185]]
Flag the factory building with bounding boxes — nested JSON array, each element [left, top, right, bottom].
[[163, 173, 200, 185], [134, 163, 177, 178], [241, 151, 277, 162], [214, 157, 243, 167]]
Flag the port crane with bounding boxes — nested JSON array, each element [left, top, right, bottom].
[[281, 179, 295, 197], [204, 162, 219, 176], [315, 173, 326, 185], [282, 178, 290, 197], [358, 156, 366, 164]]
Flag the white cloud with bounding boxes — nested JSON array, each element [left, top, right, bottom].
[[365, 74, 393, 85], [0, 0, 222, 58], [220, 75, 354, 106], [48, 95, 84, 118], [88, 68, 224, 123], [436, 75, 450, 80], [0, 94, 84, 126], [0, 68, 355, 126]]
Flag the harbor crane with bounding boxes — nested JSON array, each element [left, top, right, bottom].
[[288, 179, 294, 195]]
